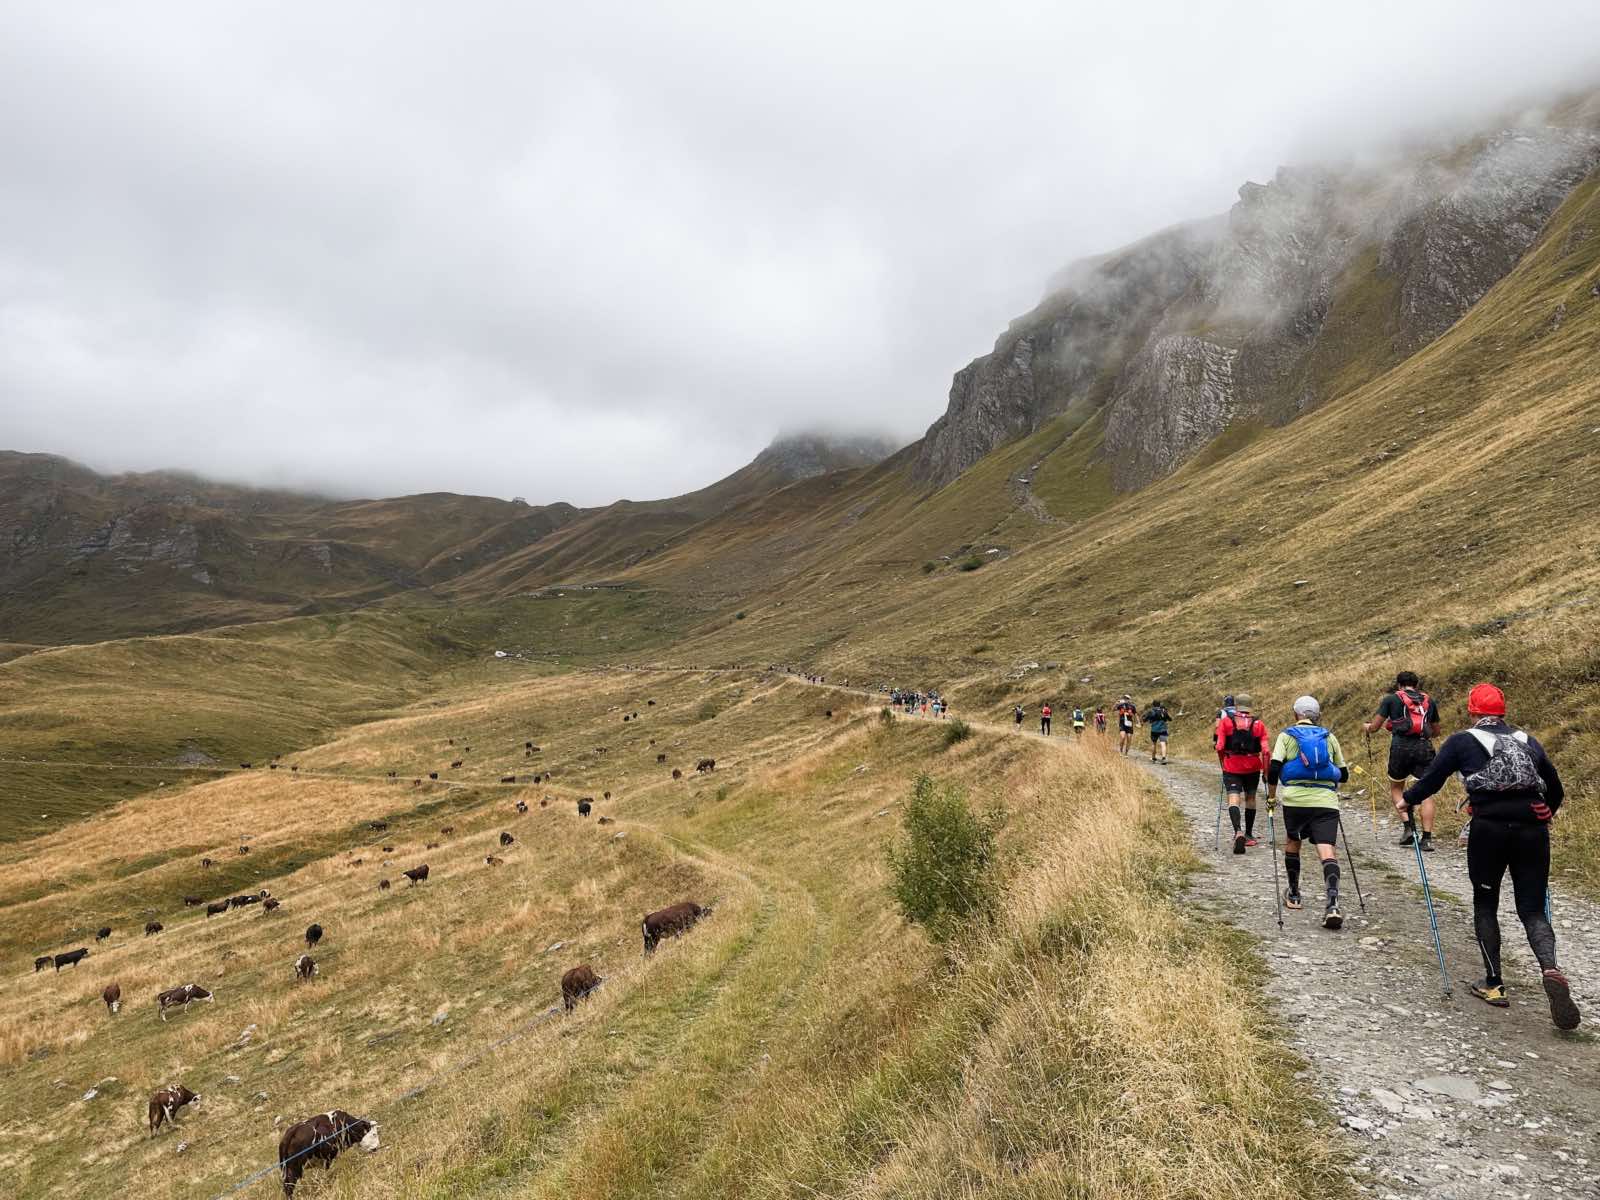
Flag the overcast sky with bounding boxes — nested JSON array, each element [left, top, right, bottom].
[[1, 3, 1596, 505]]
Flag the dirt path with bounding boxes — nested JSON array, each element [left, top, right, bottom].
[[1150, 757, 1600, 1200]]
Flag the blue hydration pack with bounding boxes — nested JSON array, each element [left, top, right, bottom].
[[1280, 725, 1340, 789]]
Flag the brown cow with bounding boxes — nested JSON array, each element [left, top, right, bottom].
[[501, 775, 516, 784], [263, 897, 281, 914], [145, 921, 163, 936], [206, 901, 230, 917], [440, 826, 454, 835], [484, 855, 504, 867], [642, 901, 712, 954], [561, 964, 602, 1012], [603, 791, 611, 801], [277, 1109, 379, 1196], [295, 954, 317, 981], [597, 816, 614, 825], [183, 895, 203, 906], [378, 879, 391, 891], [425, 841, 439, 849], [696, 758, 716, 773], [156, 983, 214, 1021], [672, 768, 682, 780], [450, 760, 463, 769], [102, 982, 121, 1014], [402, 865, 429, 884], [148, 1084, 200, 1134], [200, 858, 214, 868], [656, 753, 667, 763]]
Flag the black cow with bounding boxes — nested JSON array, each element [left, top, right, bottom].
[[305, 923, 323, 949], [95, 926, 112, 942], [148, 1084, 200, 1134], [34, 955, 51, 972], [183, 896, 203, 907], [501, 775, 516, 784], [696, 758, 716, 773], [230, 894, 262, 909], [576, 799, 592, 817], [672, 768, 682, 780], [656, 753, 668, 763], [561, 963, 602, 1012], [277, 1108, 380, 1196], [642, 902, 712, 954], [403, 865, 429, 884], [369, 821, 388, 832], [206, 901, 230, 917], [450, 760, 463, 769], [145, 921, 163, 936], [498, 831, 514, 847], [156, 983, 214, 1020], [428, 773, 438, 781], [440, 826, 454, 835], [54, 948, 89, 970]]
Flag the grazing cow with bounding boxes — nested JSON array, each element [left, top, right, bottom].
[[382, 846, 394, 854], [263, 898, 281, 913], [277, 1109, 379, 1196], [464, 746, 471, 752], [230, 894, 262, 910], [425, 842, 439, 850], [201, 858, 214, 869], [403, 865, 429, 884], [598, 816, 614, 826], [239, 845, 251, 855], [271, 763, 279, 770], [498, 831, 515, 847], [295, 954, 317, 981], [148, 1084, 200, 1134], [305, 924, 323, 949], [428, 773, 438, 781], [206, 901, 230, 917], [642, 902, 711, 954], [441, 826, 454, 835], [561, 964, 602, 1012], [240, 763, 252, 769], [576, 799, 591, 817], [623, 715, 631, 723], [145, 921, 163, 936], [450, 760, 463, 769], [55, 948, 89, 970], [501, 775, 516, 784], [349, 859, 364, 867], [291, 765, 299, 772], [387, 771, 396, 778], [632, 712, 638, 719], [369, 821, 388, 832], [656, 753, 667, 763], [95, 926, 112, 942], [539, 797, 549, 808], [648, 699, 655, 706], [825, 709, 833, 718], [183, 896, 203, 906], [413, 779, 421, 787], [448, 737, 455, 745], [515, 800, 528, 814], [378, 879, 391, 891], [156, 983, 214, 1020], [103, 982, 122, 1013], [696, 758, 716, 773], [484, 855, 503, 867], [672, 769, 682, 780], [34, 955, 51, 972]]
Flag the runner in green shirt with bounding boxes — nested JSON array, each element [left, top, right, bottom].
[[1265, 695, 1350, 930]]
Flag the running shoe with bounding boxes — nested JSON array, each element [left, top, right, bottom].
[[1244, 837, 1259, 847], [1232, 832, 1247, 855], [1284, 892, 1303, 911], [1322, 902, 1343, 930], [1395, 825, 1418, 846], [1543, 968, 1582, 1031], [1420, 835, 1436, 853], [1470, 982, 1510, 1008]]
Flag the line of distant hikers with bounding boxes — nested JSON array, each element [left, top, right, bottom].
[[1018, 674, 1576, 1031]]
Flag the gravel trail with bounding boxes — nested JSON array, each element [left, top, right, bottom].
[[1150, 757, 1600, 1200]]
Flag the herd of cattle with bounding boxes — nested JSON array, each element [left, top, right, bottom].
[[28, 714, 721, 1195]]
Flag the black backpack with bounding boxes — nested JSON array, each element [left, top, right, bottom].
[[1222, 715, 1260, 756]]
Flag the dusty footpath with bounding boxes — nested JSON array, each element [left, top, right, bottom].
[[1151, 759, 1600, 1200]]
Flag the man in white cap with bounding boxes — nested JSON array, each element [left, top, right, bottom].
[[1266, 695, 1350, 930]]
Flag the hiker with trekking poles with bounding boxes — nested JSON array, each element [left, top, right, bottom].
[[1362, 671, 1441, 851], [1264, 696, 1351, 929], [1215, 694, 1270, 854], [1400, 682, 1579, 1029]]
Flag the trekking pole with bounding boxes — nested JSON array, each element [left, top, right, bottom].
[[1363, 732, 1380, 850], [1337, 812, 1367, 914], [1266, 800, 1284, 931], [1545, 887, 1554, 926], [1214, 781, 1225, 852], [1407, 803, 1452, 996]]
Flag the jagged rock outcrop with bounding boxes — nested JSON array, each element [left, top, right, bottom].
[[918, 112, 1600, 491], [753, 433, 901, 481]]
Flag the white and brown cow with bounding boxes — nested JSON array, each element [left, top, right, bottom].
[[402, 864, 429, 884], [641, 901, 712, 954], [156, 983, 214, 1021], [295, 954, 317, 982], [102, 982, 121, 1014], [148, 1084, 201, 1134], [277, 1109, 380, 1196]]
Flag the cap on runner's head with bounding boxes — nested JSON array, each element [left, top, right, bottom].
[[1223, 693, 1235, 706], [1467, 682, 1506, 716], [1292, 695, 1321, 720], [1233, 692, 1253, 710]]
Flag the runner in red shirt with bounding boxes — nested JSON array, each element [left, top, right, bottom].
[[1215, 693, 1270, 855]]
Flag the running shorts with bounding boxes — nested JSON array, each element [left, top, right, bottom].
[[1223, 770, 1261, 796], [1149, 726, 1167, 741], [1282, 806, 1339, 847], [1387, 738, 1436, 784]]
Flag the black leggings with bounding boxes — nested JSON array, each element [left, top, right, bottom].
[[1466, 816, 1556, 985]]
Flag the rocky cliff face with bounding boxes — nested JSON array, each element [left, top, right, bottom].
[[917, 110, 1600, 492], [753, 433, 902, 482]]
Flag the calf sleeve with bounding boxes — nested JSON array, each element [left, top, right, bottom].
[[1322, 859, 1341, 903], [1474, 886, 1504, 986], [1229, 804, 1242, 832], [1245, 807, 1257, 838], [1284, 852, 1301, 894]]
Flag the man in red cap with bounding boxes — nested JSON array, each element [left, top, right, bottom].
[[1402, 683, 1577, 1029]]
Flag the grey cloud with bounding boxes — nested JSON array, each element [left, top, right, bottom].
[[1, 2, 1596, 504]]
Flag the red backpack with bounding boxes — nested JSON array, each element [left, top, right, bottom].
[[1388, 688, 1431, 736]]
